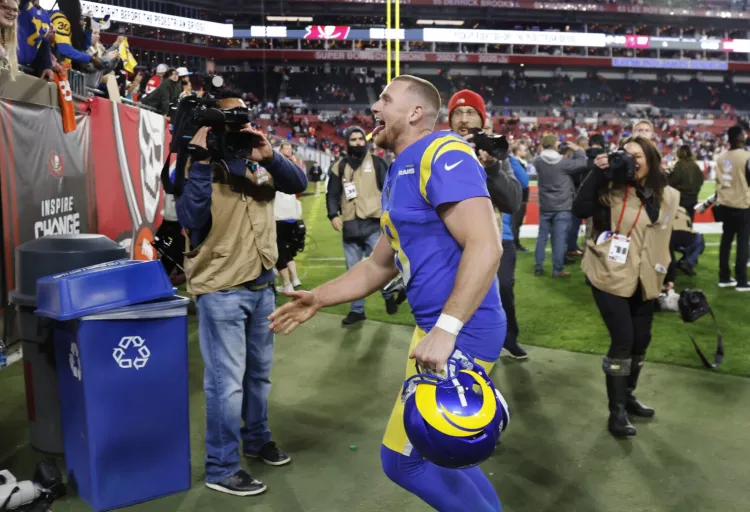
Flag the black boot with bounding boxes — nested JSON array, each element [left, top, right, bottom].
[[626, 356, 655, 418], [603, 357, 636, 438]]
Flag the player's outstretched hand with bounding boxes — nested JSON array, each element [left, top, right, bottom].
[[410, 327, 457, 373], [268, 290, 322, 335]]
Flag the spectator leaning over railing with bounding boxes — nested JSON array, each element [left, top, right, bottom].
[[0, 0, 19, 78], [17, 0, 55, 80], [141, 68, 180, 116], [49, 0, 103, 70], [142, 63, 167, 99]]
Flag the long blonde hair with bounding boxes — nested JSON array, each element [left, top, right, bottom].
[[0, 1, 19, 80]]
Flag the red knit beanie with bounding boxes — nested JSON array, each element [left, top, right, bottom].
[[448, 90, 487, 125]]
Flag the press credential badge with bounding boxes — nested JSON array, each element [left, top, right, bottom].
[[608, 234, 631, 264], [344, 181, 358, 201]]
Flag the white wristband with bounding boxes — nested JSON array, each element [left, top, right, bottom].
[[436, 314, 464, 336]]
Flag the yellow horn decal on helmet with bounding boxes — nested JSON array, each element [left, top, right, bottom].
[[414, 384, 482, 438], [440, 370, 497, 431]]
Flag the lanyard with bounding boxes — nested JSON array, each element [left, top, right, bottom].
[[614, 185, 643, 237]]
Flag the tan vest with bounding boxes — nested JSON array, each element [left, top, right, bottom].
[[333, 155, 382, 222], [673, 206, 693, 233], [715, 149, 750, 209], [582, 185, 680, 300], [183, 164, 278, 296]]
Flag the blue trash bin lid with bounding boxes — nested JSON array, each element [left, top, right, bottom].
[[80, 295, 191, 320], [35, 259, 176, 321]]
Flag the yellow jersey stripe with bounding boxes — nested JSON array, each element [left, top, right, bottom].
[[419, 135, 467, 203]]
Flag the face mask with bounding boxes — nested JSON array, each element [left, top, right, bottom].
[[349, 145, 367, 158], [225, 159, 248, 178]]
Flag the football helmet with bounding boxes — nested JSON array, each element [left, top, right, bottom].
[[402, 351, 510, 469]]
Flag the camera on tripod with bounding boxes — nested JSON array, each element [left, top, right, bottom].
[[605, 150, 637, 184], [468, 128, 509, 161]]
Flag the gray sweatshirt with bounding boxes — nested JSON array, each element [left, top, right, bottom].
[[532, 149, 588, 212]]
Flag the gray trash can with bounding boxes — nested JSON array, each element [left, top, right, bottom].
[[8, 234, 127, 454]]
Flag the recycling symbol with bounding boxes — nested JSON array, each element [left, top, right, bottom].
[[69, 342, 82, 381], [113, 336, 150, 370]]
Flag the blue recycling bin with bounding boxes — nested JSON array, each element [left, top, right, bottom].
[[35, 259, 192, 511]]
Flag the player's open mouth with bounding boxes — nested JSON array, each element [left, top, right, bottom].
[[372, 117, 385, 137]]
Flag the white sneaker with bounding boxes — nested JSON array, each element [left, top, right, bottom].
[[281, 284, 294, 294], [292, 279, 302, 288], [736, 285, 750, 292], [718, 279, 738, 288]]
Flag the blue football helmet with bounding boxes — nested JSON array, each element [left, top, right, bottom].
[[402, 351, 510, 469]]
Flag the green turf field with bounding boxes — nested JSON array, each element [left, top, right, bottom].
[[2, 180, 748, 512], [291, 189, 749, 377]]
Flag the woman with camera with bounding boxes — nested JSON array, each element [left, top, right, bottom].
[[573, 136, 680, 439]]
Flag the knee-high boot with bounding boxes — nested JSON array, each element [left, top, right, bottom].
[[603, 357, 637, 438], [626, 356, 655, 418]]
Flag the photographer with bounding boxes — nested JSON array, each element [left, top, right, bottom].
[[176, 92, 307, 496], [448, 90, 526, 359], [326, 126, 398, 326], [714, 125, 750, 292], [448, 90, 522, 215], [573, 136, 679, 439], [533, 134, 587, 278]]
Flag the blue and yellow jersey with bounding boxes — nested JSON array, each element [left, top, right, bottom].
[[380, 130, 506, 362], [17, 1, 51, 66], [49, 10, 92, 65]]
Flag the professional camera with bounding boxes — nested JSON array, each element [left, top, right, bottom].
[[0, 461, 66, 511], [468, 128, 509, 161], [586, 146, 606, 160], [162, 82, 263, 195], [605, 150, 637, 184]]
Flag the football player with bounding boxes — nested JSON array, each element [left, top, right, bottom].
[[269, 75, 506, 511]]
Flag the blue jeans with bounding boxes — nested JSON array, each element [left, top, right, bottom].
[[567, 215, 582, 252], [343, 230, 394, 314], [196, 286, 276, 483], [535, 211, 572, 275]]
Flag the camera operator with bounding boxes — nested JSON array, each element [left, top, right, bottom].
[[714, 125, 750, 291], [573, 136, 679, 439], [533, 133, 587, 278], [448, 90, 526, 359], [327, 126, 398, 325], [176, 92, 308, 496]]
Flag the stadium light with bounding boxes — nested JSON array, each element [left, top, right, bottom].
[[267, 16, 313, 22], [417, 20, 465, 26]]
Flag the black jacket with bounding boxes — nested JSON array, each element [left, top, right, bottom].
[[326, 154, 388, 241], [141, 79, 182, 115], [486, 158, 522, 214]]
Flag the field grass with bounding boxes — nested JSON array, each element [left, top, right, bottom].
[[286, 186, 750, 378]]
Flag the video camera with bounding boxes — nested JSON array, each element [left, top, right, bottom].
[[162, 76, 263, 195], [605, 150, 637, 184], [468, 128, 509, 161]]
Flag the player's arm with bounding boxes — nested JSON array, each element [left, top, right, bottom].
[[312, 234, 398, 307], [269, 235, 398, 334], [438, 197, 502, 323]]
